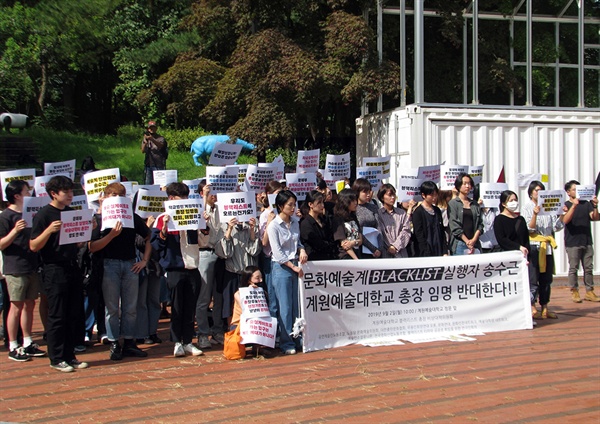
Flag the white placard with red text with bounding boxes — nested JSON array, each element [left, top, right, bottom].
[[244, 165, 277, 192], [325, 153, 351, 180], [240, 317, 277, 348], [296, 149, 320, 174], [239, 287, 271, 318], [83, 168, 120, 203], [285, 173, 317, 201], [44, 159, 76, 181], [217, 191, 257, 223], [0, 169, 36, 202], [59, 209, 94, 245], [101, 196, 134, 230], [163, 198, 205, 231], [34, 173, 70, 197], [22, 196, 51, 227]]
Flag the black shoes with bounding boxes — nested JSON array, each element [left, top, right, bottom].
[[122, 340, 148, 358], [109, 342, 123, 361], [144, 334, 162, 345]]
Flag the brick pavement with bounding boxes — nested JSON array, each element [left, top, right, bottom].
[[1, 286, 599, 423]]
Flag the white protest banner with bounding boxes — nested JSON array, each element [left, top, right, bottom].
[[285, 172, 317, 201], [101, 196, 134, 230], [70, 195, 89, 211], [83, 168, 120, 203], [517, 173, 548, 188], [208, 142, 243, 166], [22, 196, 51, 227], [469, 165, 484, 186], [296, 149, 320, 173], [217, 191, 256, 223], [59, 209, 94, 245], [240, 316, 277, 348], [300, 251, 531, 353], [418, 164, 441, 184], [245, 164, 277, 192], [270, 155, 285, 180], [120, 181, 137, 200], [397, 167, 420, 180], [0, 169, 36, 201], [325, 153, 351, 180], [135, 189, 168, 219], [163, 199, 205, 231], [576, 184, 596, 201], [239, 287, 271, 319], [439, 164, 469, 190], [34, 173, 69, 197], [478, 183, 508, 208], [233, 164, 248, 186], [356, 166, 383, 192], [538, 190, 566, 216], [183, 179, 201, 200], [152, 170, 177, 188], [397, 177, 425, 202], [206, 166, 239, 193], [363, 155, 391, 179], [319, 169, 337, 191], [44, 159, 76, 181]]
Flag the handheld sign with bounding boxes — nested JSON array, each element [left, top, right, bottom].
[[296, 149, 320, 174], [285, 173, 317, 201], [245, 165, 276, 192], [217, 191, 256, 223], [362, 155, 391, 179], [418, 164, 441, 184], [397, 177, 425, 202], [479, 183, 508, 208], [240, 316, 277, 348], [439, 164, 469, 190], [22, 196, 51, 227], [152, 170, 177, 188], [538, 190, 566, 216], [183, 179, 201, 200], [576, 184, 596, 201], [239, 287, 271, 318], [208, 142, 243, 166], [70, 195, 89, 211], [164, 199, 206, 231], [356, 166, 383, 192], [469, 165, 484, 186], [44, 159, 76, 181], [101, 196, 134, 230], [0, 169, 36, 202], [325, 153, 351, 180], [83, 168, 120, 203], [206, 166, 239, 193], [59, 209, 94, 245], [135, 189, 168, 219]]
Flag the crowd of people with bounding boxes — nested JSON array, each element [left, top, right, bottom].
[[1, 158, 599, 372]]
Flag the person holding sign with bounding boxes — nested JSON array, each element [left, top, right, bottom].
[[332, 189, 364, 260], [522, 181, 565, 318], [30, 176, 87, 372], [0, 180, 45, 362], [352, 178, 382, 259], [562, 180, 600, 303], [412, 181, 448, 257], [448, 173, 483, 255], [376, 184, 411, 258], [300, 190, 337, 261], [89, 183, 152, 361], [494, 190, 538, 320], [141, 121, 168, 185], [266, 190, 307, 355], [151, 182, 204, 358]]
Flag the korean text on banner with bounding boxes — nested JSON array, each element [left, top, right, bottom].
[[537, 190, 566, 216], [206, 166, 239, 193], [59, 209, 94, 245], [83, 168, 120, 203], [0, 169, 36, 202], [135, 188, 168, 219], [479, 183, 508, 208], [164, 198, 206, 231], [299, 251, 531, 353], [44, 159, 76, 181], [208, 142, 243, 166], [285, 173, 317, 201], [362, 156, 391, 179], [217, 191, 257, 223], [22, 197, 51, 227], [296, 149, 320, 174], [101, 196, 134, 230], [325, 153, 351, 180]]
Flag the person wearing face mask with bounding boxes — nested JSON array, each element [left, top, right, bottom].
[[494, 190, 538, 321]]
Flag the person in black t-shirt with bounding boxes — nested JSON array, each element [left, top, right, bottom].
[[562, 180, 600, 303], [30, 176, 87, 372], [89, 182, 152, 361]]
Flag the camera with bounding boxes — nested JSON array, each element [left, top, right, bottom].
[[144, 130, 151, 136]]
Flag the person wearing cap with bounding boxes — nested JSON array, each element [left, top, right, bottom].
[[141, 121, 168, 185]]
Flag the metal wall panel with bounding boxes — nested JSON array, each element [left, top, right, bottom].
[[356, 106, 600, 276]]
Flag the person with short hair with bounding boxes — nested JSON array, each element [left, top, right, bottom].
[[376, 184, 412, 258], [448, 172, 483, 255], [141, 120, 168, 185], [412, 181, 448, 257], [0, 180, 45, 362], [562, 180, 600, 303], [30, 176, 87, 372]]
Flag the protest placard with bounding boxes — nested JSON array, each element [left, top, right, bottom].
[[267, 193, 277, 209], [362, 155, 391, 179], [70, 195, 89, 211], [34, 173, 70, 197], [478, 183, 508, 208], [182, 179, 201, 200], [362, 227, 380, 255], [538, 190, 566, 215], [44, 159, 76, 181], [270, 155, 285, 180], [0, 169, 36, 201], [152, 170, 177, 188], [135, 188, 168, 219], [319, 169, 337, 191], [232, 164, 248, 186], [59, 209, 94, 245], [240, 316, 277, 348], [245, 165, 277, 192], [239, 287, 271, 318], [397, 177, 425, 202], [418, 164, 441, 184], [22, 196, 51, 227], [439, 164, 469, 190], [101, 196, 134, 230], [469, 165, 484, 185], [206, 166, 239, 193], [397, 167, 420, 180], [296, 149, 320, 173], [217, 191, 256, 223], [356, 166, 383, 192], [517, 173, 548, 188], [576, 184, 596, 201], [163, 199, 205, 231], [285, 173, 317, 201], [335, 180, 347, 193], [300, 251, 531, 353], [325, 153, 351, 180], [83, 168, 120, 203], [208, 142, 243, 166]]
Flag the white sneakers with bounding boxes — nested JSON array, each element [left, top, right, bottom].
[[174, 342, 203, 357]]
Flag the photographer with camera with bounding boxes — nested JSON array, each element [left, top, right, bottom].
[[141, 121, 168, 185]]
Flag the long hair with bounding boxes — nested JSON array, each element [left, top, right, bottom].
[[499, 190, 517, 212], [334, 188, 358, 222], [301, 190, 325, 217], [240, 265, 261, 287]]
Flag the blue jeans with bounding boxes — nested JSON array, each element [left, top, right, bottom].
[[271, 261, 299, 352], [102, 259, 139, 340], [453, 240, 481, 255], [144, 166, 162, 185], [260, 252, 278, 318]]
